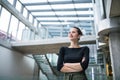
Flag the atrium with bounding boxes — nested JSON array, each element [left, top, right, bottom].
[[0, 0, 120, 80]]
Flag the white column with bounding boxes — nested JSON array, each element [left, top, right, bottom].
[[109, 32, 120, 80]]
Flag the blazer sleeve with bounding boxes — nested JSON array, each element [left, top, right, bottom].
[[80, 46, 90, 71], [57, 47, 64, 71]]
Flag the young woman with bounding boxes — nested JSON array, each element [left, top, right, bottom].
[[57, 27, 89, 80]]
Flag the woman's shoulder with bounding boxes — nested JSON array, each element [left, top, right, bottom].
[[82, 46, 89, 51], [83, 46, 90, 54], [60, 46, 66, 49], [59, 46, 67, 51], [83, 46, 89, 49]]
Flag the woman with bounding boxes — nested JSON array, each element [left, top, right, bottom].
[[57, 27, 89, 80]]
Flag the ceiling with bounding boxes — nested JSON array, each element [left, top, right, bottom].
[[18, 0, 94, 37]]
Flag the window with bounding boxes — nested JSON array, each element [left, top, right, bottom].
[[0, 8, 11, 34], [29, 14, 33, 23], [23, 8, 28, 19], [7, 0, 14, 5], [16, 1, 22, 12], [17, 22, 25, 40], [34, 19, 38, 27], [8, 15, 19, 40], [0, 5, 2, 16]]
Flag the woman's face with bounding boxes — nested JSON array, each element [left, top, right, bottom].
[[68, 28, 80, 41]]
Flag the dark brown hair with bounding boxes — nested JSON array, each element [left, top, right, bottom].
[[73, 27, 83, 36]]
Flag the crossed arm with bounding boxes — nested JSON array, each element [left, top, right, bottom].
[[60, 57, 85, 72], [57, 47, 89, 72]]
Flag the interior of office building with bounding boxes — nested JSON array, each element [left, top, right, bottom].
[[0, 0, 120, 80]]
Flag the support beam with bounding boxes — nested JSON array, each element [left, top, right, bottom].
[[23, 0, 92, 6]]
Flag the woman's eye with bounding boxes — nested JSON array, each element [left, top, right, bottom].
[[72, 31, 75, 33], [68, 31, 76, 34]]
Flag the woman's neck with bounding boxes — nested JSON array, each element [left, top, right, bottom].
[[69, 41, 80, 48]]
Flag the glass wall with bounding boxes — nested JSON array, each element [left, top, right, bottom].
[[0, 0, 41, 41], [86, 65, 107, 80], [39, 70, 48, 80]]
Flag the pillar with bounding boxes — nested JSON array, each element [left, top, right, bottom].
[[109, 32, 120, 80]]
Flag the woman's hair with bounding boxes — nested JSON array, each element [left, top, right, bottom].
[[73, 27, 83, 36]]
